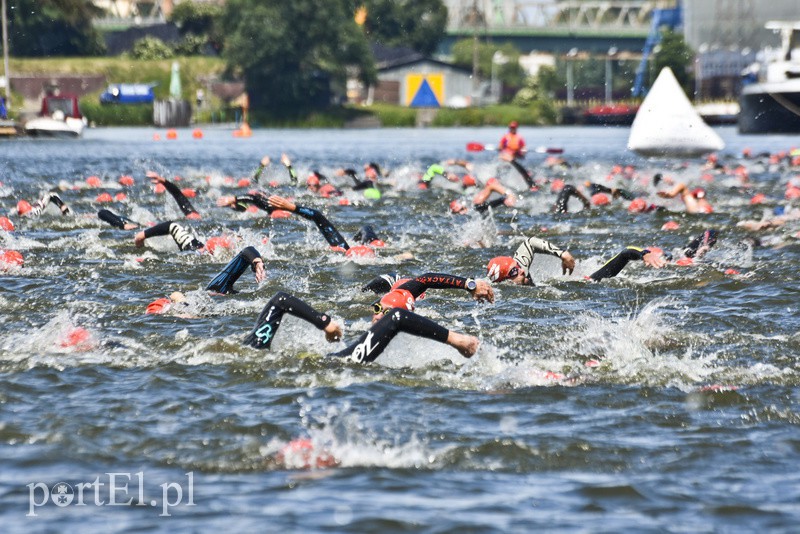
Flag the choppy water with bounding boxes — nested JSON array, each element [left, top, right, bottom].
[[1, 126, 799, 531]]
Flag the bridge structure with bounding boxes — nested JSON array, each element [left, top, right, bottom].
[[440, 0, 667, 55]]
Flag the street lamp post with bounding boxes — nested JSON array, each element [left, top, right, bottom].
[[566, 48, 578, 106], [491, 51, 508, 103], [605, 47, 618, 105]]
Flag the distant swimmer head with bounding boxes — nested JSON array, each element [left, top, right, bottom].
[[306, 174, 320, 187], [591, 193, 610, 206], [0, 249, 24, 269], [365, 162, 381, 179], [487, 256, 520, 283], [691, 188, 706, 199], [627, 198, 648, 213], [449, 199, 468, 214], [374, 289, 415, 315], [16, 200, 32, 216]]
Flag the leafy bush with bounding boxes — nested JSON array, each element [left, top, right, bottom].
[[131, 37, 174, 60], [173, 34, 209, 56], [81, 98, 154, 126]]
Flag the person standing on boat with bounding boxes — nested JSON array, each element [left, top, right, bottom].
[[498, 121, 526, 161]]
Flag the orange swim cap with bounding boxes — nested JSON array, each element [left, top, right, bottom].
[[628, 198, 647, 213], [487, 256, 519, 282], [95, 193, 113, 203], [145, 297, 171, 315], [378, 289, 415, 312], [591, 193, 610, 206], [118, 175, 135, 187], [270, 210, 292, 219], [17, 200, 33, 216], [0, 249, 23, 268], [0, 216, 14, 231], [204, 235, 233, 254], [86, 176, 102, 187], [462, 175, 477, 188], [345, 245, 375, 258]]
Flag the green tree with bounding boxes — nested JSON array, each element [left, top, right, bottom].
[[353, 0, 448, 56], [169, 1, 225, 53], [7, 0, 105, 57], [652, 29, 695, 95], [451, 39, 526, 98], [221, 0, 376, 117]]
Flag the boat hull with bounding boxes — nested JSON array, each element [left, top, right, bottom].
[[24, 117, 84, 138], [738, 88, 800, 134]]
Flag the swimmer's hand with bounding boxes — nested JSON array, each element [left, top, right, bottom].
[[217, 195, 236, 208], [146, 171, 165, 184], [267, 195, 296, 212], [324, 322, 342, 342], [472, 280, 495, 303], [260, 156, 271, 167], [134, 231, 145, 247], [560, 251, 576, 275], [253, 258, 266, 283], [280, 153, 291, 167], [643, 251, 667, 269]]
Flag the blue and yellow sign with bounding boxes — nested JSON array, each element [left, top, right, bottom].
[[405, 73, 443, 107]]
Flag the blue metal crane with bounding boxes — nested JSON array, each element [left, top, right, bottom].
[[632, 2, 683, 97]]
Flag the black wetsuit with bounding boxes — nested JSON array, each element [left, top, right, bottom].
[[554, 185, 590, 213], [98, 209, 139, 229], [229, 192, 274, 213], [362, 272, 475, 299], [589, 247, 651, 281], [160, 177, 199, 218], [508, 159, 536, 189], [243, 292, 450, 364], [143, 221, 204, 251], [586, 182, 635, 200], [206, 246, 262, 294], [342, 169, 375, 191]]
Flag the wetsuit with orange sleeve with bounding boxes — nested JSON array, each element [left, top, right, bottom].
[[142, 221, 204, 251], [589, 247, 651, 281], [159, 177, 199, 218], [362, 272, 476, 299]]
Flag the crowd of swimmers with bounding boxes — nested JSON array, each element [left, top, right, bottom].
[[3, 123, 800, 364]]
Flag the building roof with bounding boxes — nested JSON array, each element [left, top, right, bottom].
[[371, 43, 471, 74]]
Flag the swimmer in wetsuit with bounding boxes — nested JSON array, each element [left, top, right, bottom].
[[361, 271, 494, 304], [16, 192, 71, 218], [252, 153, 299, 185], [146, 171, 201, 219], [486, 235, 577, 285], [243, 291, 478, 362], [265, 195, 385, 253], [449, 178, 516, 215]]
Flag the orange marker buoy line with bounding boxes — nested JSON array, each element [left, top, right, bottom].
[[166, 129, 178, 140], [192, 128, 203, 139]]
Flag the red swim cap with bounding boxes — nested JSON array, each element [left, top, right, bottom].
[[450, 200, 467, 214], [378, 289, 415, 313], [0, 249, 23, 268], [628, 198, 647, 213], [591, 193, 610, 206], [119, 175, 135, 187], [237, 178, 251, 188], [145, 297, 171, 315], [17, 200, 32, 216], [487, 256, 519, 282], [95, 192, 113, 203], [270, 210, 292, 219], [205, 235, 233, 254], [86, 176, 102, 188], [661, 221, 680, 231], [345, 245, 375, 258], [58, 326, 91, 349], [0, 216, 14, 231], [181, 188, 197, 198], [550, 179, 565, 193], [462, 175, 477, 188], [691, 188, 706, 199], [750, 193, 766, 205]]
